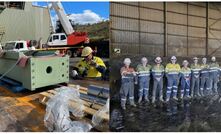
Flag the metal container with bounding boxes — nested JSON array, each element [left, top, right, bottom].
[[0, 51, 69, 91]]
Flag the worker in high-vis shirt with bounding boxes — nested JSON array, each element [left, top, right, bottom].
[[75, 46, 106, 80], [120, 58, 137, 110], [180, 60, 191, 99], [209, 56, 220, 95], [200, 57, 210, 96], [190, 57, 201, 98], [165, 56, 181, 102], [136, 57, 151, 103], [151, 57, 164, 103]]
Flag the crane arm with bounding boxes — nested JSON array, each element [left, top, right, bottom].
[[51, 2, 74, 35]]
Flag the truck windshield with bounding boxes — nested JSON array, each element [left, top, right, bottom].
[[4, 42, 16, 50]]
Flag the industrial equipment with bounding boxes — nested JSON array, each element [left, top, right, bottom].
[[46, 2, 89, 57], [0, 51, 69, 91]]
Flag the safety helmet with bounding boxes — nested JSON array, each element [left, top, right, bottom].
[[124, 58, 131, 65], [193, 57, 198, 60], [141, 57, 148, 63], [211, 56, 216, 61], [182, 60, 189, 65], [171, 56, 177, 60], [81, 46, 93, 57], [155, 57, 162, 63]]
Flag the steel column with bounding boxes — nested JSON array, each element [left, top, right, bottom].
[[164, 2, 168, 57], [187, 2, 189, 56], [138, 2, 141, 55], [206, 2, 209, 56]]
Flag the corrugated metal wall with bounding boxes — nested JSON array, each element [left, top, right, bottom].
[[110, 2, 221, 58], [0, 2, 51, 43]]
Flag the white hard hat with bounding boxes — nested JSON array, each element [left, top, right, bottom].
[[171, 56, 177, 60], [124, 58, 131, 65], [193, 57, 198, 60], [212, 56, 216, 60], [183, 60, 189, 65], [155, 57, 162, 63], [141, 57, 148, 62], [71, 70, 78, 77]]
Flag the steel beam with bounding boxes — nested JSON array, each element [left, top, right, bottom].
[[87, 85, 109, 99]]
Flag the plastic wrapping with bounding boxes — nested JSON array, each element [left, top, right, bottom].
[[92, 98, 109, 127], [44, 86, 92, 132]]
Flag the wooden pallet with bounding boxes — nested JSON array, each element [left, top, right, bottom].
[[0, 77, 26, 93]]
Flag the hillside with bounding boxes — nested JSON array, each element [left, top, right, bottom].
[[74, 21, 109, 41]]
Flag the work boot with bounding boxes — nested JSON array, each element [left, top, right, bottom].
[[144, 96, 149, 103], [214, 89, 218, 95], [210, 90, 214, 95], [197, 93, 201, 97], [180, 94, 184, 100], [186, 95, 191, 99], [130, 100, 137, 107], [122, 105, 126, 110], [159, 96, 164, 102], [173, 97, 178, 101], [130, 103, 137, 107], [152, 98, 155, 104], [190, 91, 194, 98], [121, 99, 126, 110], [201, 92, 204, 97], [138, 97, 142, 104], [200, 89, 204, 96], [165, 98, 170, 103]]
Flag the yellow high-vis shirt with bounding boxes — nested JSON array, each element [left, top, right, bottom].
[[76, 56, 106, 78], [165, 63, 181, 74]]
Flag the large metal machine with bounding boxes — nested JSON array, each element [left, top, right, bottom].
[[45, 2, 89, 57], [0, 51, 69, 91], [47, 2, 89, 47]]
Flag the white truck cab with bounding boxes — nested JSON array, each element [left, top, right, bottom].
[[4, 40, 32, 51], [47, 33, 67, 46]]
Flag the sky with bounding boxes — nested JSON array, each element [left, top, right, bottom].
[[32, 2, 109, 25]]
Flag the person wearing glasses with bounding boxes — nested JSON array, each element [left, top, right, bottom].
[[165, 56, 181, 102], [74, 46, 106, 80]]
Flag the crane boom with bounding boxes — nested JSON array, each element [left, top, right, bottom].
[[51, 2, 74, 35]]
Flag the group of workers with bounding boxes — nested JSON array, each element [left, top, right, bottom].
[[73, 46, 106, 80], [120, 56, 220, 110]]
